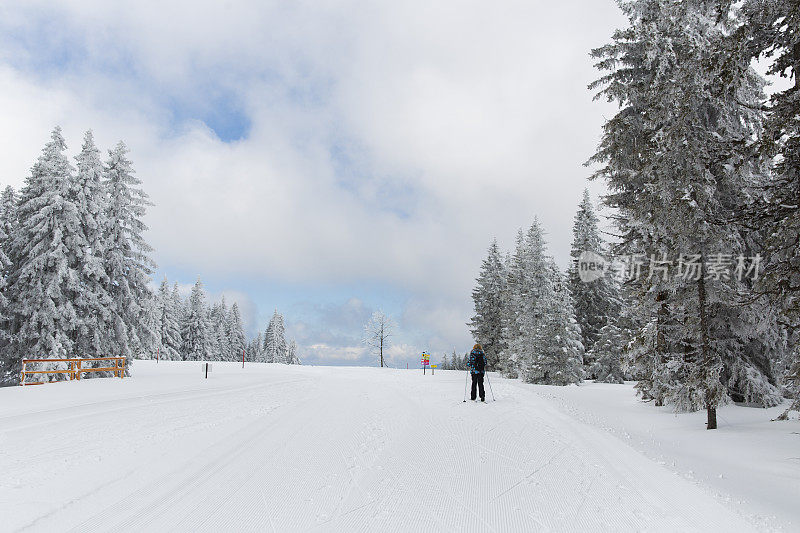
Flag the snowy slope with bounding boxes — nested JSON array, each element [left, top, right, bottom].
[[0, 361, 793, 532]]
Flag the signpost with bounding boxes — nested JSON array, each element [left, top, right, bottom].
[[421, 352, 430, 374], [431, 364, 437, 376]]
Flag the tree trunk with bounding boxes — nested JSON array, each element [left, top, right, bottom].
[[706, 405, 717, 430], [698, 261, 717, 430], [655, 291, 668, 407], [380, 334, 383, 368]]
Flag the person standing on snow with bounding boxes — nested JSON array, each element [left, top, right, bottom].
[[468, 344, 487, 402]]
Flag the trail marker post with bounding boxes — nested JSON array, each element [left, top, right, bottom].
[[242, 348, 245, 369], [202, 362, 213, 379], [432, 364, 437, 376]]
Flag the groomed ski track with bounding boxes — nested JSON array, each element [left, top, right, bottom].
[[1, 362, 757, 532]]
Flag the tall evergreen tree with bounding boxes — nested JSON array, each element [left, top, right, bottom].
[[590, 321, 626, 384], [250, 331, 264, 363], [498, 229, 529, 378], [6, 127, 83, 381], [505, 220, 551, 378], [589, 0, 778, 427], [469, 239, 507, 371], [520, 261, 585, 385], [208, 298, 228, 361], [73, 131, 115, 363], [0, 186, 15, 384], [181, 278, 210, 361], [286, 339, 301, 365], [567, 189, 620, 365], [264, 310, 288, 364], [156, 277, 182, 360], [719, 0, 800, 419], [103, 141, 155, 372], [227, 302, 247, 363]]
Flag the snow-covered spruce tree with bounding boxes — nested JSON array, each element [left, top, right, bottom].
[[504, 220, 551, 379], [208, 297, 229, 361], [227, 302, 247, 363], [590, 321, 626, 384], [5, 127, 83, 381], [469, 239, 507, 371], [73, 131, 116, 367], [0, 187, 14, 384], [497, 230, 527, 377], [249, 331, 264, 363], [567, 189, 620, 366], [181, 278, 210, 361], [156, 277, 182, 360], [103, 141, 155, 372], [589, 0, 776, 427], [264, 310, 288, 364], [521, 261, 584, 386], [137, 293, 161, 361], [286, 339, 301, 365], [363, 310, 395, 368], [720, 0, 800, 419]]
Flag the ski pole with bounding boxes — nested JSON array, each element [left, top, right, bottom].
[[463, 371, 469, 402], [486, 374, 496, 402]]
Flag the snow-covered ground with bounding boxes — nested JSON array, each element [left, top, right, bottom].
[[0, 361, 797, 532]]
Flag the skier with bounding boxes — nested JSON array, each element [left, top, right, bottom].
[[468, 344, 487, 402]]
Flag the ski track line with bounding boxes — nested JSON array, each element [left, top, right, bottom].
[[0, 378, 311, 487], [10, 377, 318, 532], [0, 377, 311, 431], [159, 391, 322, 532], [71, 385, 322, 533], [502, 379, 760, 532]]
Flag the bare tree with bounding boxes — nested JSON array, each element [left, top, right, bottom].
[[363, 310, 395, 368]]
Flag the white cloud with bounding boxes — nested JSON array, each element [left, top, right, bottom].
[[0, 0, 628, 360]]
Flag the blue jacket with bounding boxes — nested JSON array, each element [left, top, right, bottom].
[[468, 349, 487, 375]]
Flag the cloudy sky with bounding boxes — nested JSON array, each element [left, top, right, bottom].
[[0, 1, 627, 367]]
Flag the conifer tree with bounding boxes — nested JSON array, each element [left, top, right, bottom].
[[498, 229, 527, 377], [0, 186, 14, 384], [567, 189, 620, 364], [505, 220, 551, 378], [227, 302, 247, 363], [469, 239, 507, 371], [181, 278, 210, 361], [589, 0, 775, 427], [264, 310, 288, 363], [73, 131, 115, 362], [103, 141, 155, 372], [156, 277, 182, 360], [6, 127, 83, 380], [250, 331, 264, 363], [286, 339, 301, 365], [208, 298, 228, 361], [521, 262, 584, 385], [590, 321, 626, 384], [718, 0, 800, 419]]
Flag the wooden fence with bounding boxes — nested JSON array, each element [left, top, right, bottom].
[[19, 357, 126, 386]]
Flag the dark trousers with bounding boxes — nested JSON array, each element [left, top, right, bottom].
[[471, 373, 485, 400]]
